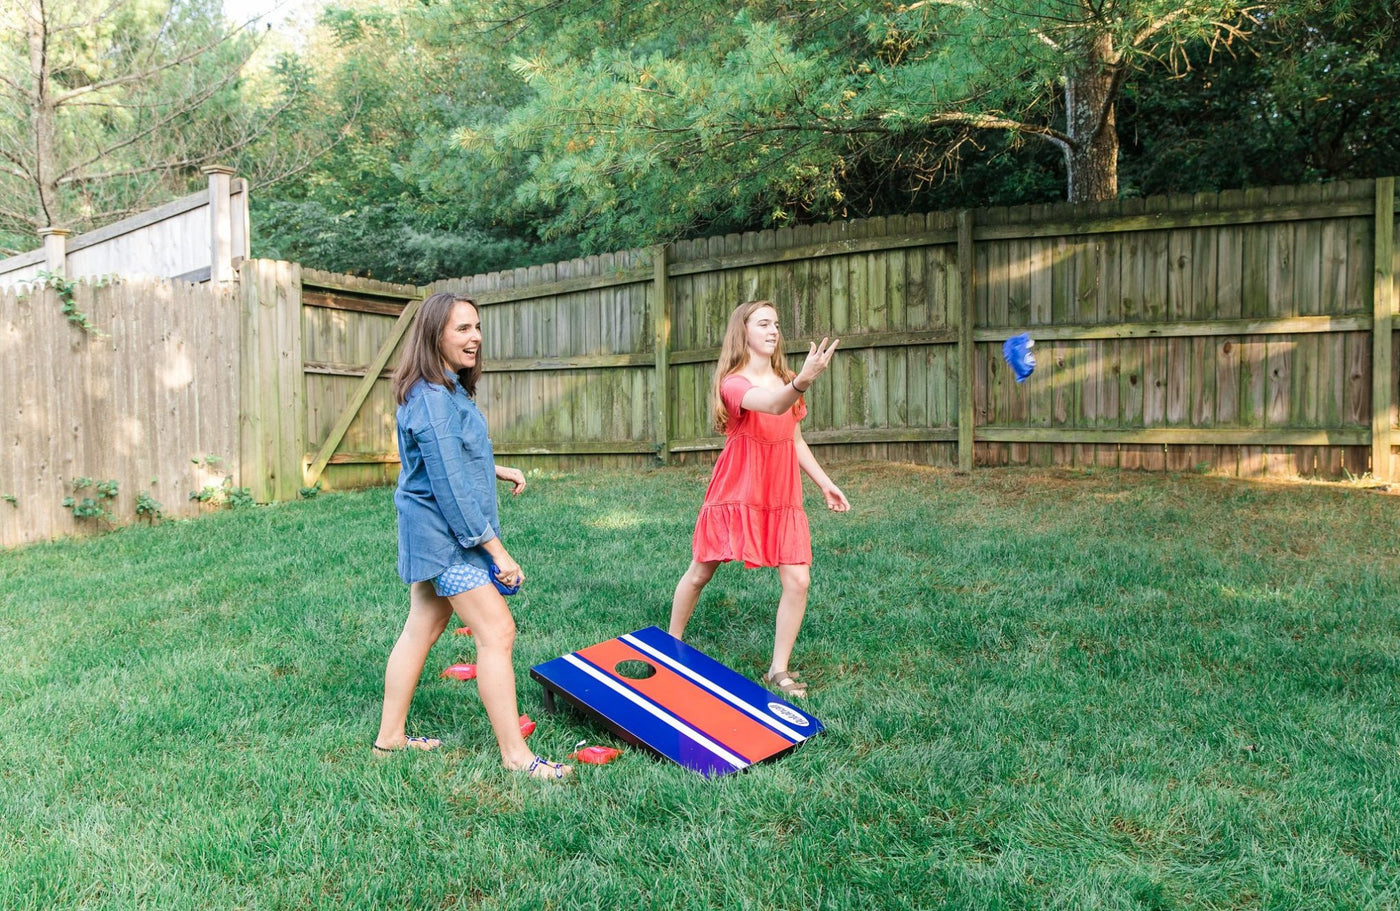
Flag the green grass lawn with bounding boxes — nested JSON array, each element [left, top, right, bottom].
[[3, 463, 1399, 910]]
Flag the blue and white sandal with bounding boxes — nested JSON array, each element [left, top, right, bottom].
[[524, 756, 570, 780], [371, 736, 441, 754]]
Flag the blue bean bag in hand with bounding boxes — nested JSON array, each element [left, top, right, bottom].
[[490, 563, 520, 596], [1002, 333, 1036, 383]]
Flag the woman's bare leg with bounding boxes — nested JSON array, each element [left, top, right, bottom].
[[448, 584, 571, 779], [375, 581, 452, 750], [770, 564, 811, 681]]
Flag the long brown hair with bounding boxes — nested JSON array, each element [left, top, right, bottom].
[[710, 300, 797, 432], [392, 292, 483, 404]]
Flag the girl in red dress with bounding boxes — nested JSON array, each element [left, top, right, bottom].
[[668, 300, 849, 698]]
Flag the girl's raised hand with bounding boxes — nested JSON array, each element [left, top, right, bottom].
[[797, 337, 840, 388]]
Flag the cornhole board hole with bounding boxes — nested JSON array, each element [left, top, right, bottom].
[[530, 626, 823, 777]]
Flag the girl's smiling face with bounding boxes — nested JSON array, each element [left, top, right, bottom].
[[745, 305, 781, 359]]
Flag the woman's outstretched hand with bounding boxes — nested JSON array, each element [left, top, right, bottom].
[[796, 337, 840, 389]]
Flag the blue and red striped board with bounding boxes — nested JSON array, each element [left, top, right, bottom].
[[530, 626, 823, 777]]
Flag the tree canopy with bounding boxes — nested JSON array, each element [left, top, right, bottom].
[[3, 0, 1396, 280], [0, 0, 307, 254]]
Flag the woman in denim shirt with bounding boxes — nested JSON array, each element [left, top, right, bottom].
[[373, 292, 570, 780]]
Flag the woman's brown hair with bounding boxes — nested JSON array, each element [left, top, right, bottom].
[[710, 300, 797, 432], [392, 292, 483, 405]]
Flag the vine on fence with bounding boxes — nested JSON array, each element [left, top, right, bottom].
[[136, 490, 164, 522], [35, 270, 108, 337]]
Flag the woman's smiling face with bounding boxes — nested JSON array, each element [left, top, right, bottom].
[[440, 299, 481, 374]]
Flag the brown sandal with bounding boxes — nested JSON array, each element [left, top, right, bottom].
[[763, 670, 807, 699]]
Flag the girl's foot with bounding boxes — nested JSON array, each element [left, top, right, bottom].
[[371, 735, 442, 755], [507, 755, 573, 781], [763, 669, 807, 699]]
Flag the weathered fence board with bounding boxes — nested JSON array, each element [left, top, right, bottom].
[[1, 279, 241, 547]]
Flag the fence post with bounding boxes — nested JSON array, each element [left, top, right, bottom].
[[39, 228, 70, 275], [957, 211, 976, 472], [1374, 177, 1396, 481], [203, 165, 235, 283], [230, 178, 252, 266], [652, 243, 672, 463], [239, 259, 305, 502]]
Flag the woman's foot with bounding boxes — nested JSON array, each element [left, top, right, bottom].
[[371, 735, 442, 755], [506, 755, 573, 781], [763, 669, 807, 699]]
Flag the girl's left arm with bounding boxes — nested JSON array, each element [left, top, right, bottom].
[[794, 425, 850, 512], [495, 464, 527, 496]]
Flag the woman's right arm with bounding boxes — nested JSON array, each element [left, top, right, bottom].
[[410, 391, 499, 551]]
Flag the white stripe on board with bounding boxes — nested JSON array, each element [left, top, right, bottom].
[[562, 655, 748, 770], [621, 633, 809, 741]]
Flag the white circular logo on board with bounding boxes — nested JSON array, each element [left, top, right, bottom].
[[768, 702, 809, 726]]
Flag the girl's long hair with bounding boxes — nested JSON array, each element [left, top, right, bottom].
[[392, 292, 483, 405], [710, 300, 797, 432]]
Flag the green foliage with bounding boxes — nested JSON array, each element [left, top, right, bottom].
[[253, 197, 578, 285], [462, 0, 1263, 250], [298, 482, 322, 499], [245, 0, 580, 284], [2, 468, 1400, 907], [62, 477, 118, 521], [189, 476, 255, 509], [1119, 0, 1400, 195], [135, 491, 164, 522], [34, 271, 106, 337], [1, 494, 15, 505], [239, 0, 1399, 277]]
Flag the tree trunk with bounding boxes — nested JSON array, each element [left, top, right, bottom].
[[26, 0, 60, 230], [1063, 30, 1119, 204]]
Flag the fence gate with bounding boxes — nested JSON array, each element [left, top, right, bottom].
[[240, 262, 422, 501]]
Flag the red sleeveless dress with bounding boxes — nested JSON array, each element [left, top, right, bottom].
[[691, 375, 812, 568]]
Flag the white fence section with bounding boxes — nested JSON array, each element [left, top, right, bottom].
[[0, 167, 250, 288]]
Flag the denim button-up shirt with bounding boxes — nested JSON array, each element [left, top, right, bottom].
[[395, 376, 500, 583]]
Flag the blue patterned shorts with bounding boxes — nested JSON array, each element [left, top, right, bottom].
[[433, 562, 492, 597]]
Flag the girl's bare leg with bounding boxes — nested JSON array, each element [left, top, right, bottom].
[[668, 559, 720, 640], [771, 564, 811, 678]]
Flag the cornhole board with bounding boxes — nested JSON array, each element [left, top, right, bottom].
[[530, 626, 823, 777]]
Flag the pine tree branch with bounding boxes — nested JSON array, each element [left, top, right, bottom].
[[49, 23, 259, 108], [0, 202, 36, 225], [56, 69, 245, 181]]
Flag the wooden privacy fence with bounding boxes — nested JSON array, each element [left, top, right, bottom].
[[266, 177, 1398, 496], [1, 278, 242, 548], [5, 177, 1397, 547], [327, 177, 1390, 482]]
